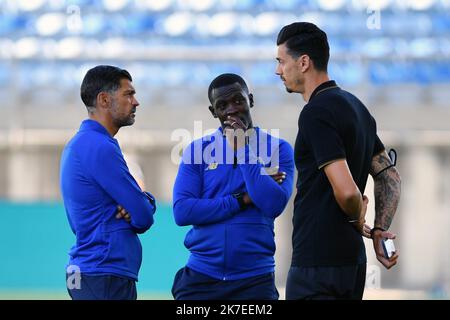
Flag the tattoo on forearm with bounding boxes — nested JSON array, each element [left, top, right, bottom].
[[370, 151, 392, 176], [371, 152, 401, 230]]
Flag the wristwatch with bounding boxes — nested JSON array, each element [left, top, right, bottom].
[[232, 192, 247, 210]]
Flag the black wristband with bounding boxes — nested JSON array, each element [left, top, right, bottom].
[[233, 192, 247, 210], [373, 164, 394, 178], [374, 148, 398, 178], [370, 227, 385, 239]]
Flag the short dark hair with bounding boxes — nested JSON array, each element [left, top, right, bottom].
[[208, 73, 249, 104], [80, 65, 132, 109], [277, 22, 329, 72]]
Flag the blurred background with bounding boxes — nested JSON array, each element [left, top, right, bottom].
[[0, 0, 449, 299]]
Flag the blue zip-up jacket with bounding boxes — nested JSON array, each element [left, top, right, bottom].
[[60, 119, 156, 281], [173, 127, 294, 280]]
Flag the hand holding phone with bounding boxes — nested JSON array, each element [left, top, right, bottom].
[[382, 239, 396, 258]]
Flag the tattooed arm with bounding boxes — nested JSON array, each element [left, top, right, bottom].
[[370, 151, 402, 230], [369, 150, 402, 269]]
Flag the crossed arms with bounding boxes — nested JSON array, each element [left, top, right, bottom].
[[173, 141, 294, 226]]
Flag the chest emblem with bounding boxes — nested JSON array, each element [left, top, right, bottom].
[[205, 162, 219, 171]]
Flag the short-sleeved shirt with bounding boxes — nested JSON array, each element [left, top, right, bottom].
[[292, 80, 384, 267]]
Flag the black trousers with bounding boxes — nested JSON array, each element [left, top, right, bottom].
[[66, 274, 137, 300], [286, 264, 366, 300], [172, 266, 279, 300]]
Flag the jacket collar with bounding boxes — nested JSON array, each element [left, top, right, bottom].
[[79, 119, 111, 137]]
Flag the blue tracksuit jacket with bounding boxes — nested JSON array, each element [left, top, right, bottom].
[[173, 127, 294, 280], [60, 119, 156, 281]]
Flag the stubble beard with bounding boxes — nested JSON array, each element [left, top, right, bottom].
[[111, 100, 135, 128]]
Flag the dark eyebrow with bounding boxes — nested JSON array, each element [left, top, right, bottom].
[[213, 98, 226, 107], [123, 89, 136, 95], [215, 92, 244, 104], [214, 90, 243, 104]]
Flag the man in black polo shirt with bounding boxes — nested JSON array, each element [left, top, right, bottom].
[[275, 22, 402, 300]]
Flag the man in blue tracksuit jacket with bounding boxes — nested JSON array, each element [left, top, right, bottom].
[[60, 65, 156, 300], [172, 73, 294, 300]]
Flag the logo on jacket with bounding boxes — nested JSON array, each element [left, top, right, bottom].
[[205, 162, 219, 171]]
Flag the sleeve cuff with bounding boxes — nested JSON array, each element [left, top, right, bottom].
[[144, 191, 156, 207], [228, 194, 242, 213], [317, 154, 346, 170]]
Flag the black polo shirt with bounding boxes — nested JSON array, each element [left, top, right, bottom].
[[292, 80, 384, 267]]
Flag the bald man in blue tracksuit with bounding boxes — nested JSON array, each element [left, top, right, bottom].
[[172, 74, 294, 300]]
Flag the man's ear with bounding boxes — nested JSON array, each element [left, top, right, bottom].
[[208, 105, 217, 118], [96, 92, 110, 109], [299, 54, 310, 73], [249, 93, 254, 108]]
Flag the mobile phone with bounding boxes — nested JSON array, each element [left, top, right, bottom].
[[382, 239, 396, 258]]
